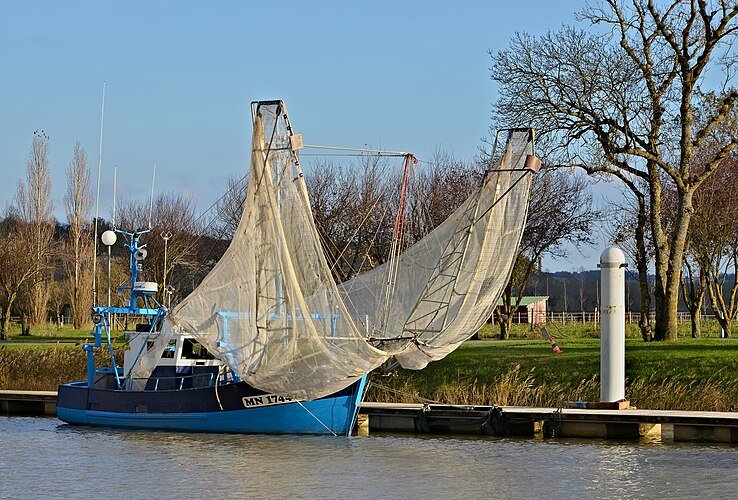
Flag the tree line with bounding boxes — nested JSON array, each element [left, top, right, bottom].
[[491, 0, 738, 341], [0, 133, 597, 340], [14, 0, 738, 344]]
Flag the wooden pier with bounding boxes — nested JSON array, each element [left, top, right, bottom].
[[2, 390, 737, 443], [0, 390, 57, 417], [358, 402, 738, 443]]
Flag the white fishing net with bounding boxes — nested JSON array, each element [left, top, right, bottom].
[[144, 102, 533, 400], [339, 130, 533, 369]]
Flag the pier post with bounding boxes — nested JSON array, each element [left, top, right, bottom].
[[599, 247, 627, 402]]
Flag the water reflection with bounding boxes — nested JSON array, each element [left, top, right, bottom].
[[2, 417, 737, 499]]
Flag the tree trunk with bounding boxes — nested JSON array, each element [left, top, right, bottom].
[[714, 311, 732, 338], [653, 189, 694, 341], [690, 308, 701, 338], [0, 302, 11, 340], [634, 194, 652, 342], [499, 319, 510, 340], [20, 313, 30, 336]]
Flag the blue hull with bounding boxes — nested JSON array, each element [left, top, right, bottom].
[[56, 376, 367, 436]]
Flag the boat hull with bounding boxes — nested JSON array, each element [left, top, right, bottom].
[[56, 376, 367, 436]]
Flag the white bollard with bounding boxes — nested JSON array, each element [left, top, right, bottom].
[[599, 247, 627, 402]]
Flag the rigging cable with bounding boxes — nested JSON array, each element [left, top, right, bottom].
[[303, 144, 409, 157], [296, 401, 338, 436]]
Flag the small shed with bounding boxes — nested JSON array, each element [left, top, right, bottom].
[[495, 296, 549, 325]]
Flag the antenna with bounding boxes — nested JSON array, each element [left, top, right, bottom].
[[148, 163, 156, 229], [92, 81, 106, 306], [112, 165, 117, 229]]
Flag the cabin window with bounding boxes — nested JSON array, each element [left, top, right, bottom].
[[180, 338, 215, 360], [162, 339, 176, 358], [145, 339, 176, 358]]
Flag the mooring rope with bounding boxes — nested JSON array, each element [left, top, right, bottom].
[[368, 381, 477, 410], [296, 401, 338, 436]]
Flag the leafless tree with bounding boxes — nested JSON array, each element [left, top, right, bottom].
[[212, 174, 248, 240], [495, 169, 600, 339], [16, 130, 55, 325], [604, 179, 654, 340], [491, 0, 738, 341], [307, 156, 394, 283], [63, 142, 94, 329], [681, 255, 708, 338], [407, 150, 483, 242], [685, 155, 738, 337], [115, 192, 204, 305], [0, 214, 37, 338]]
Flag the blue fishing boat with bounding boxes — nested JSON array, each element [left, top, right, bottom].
[[56, 229, 367, 436], [57, 100, 537, 435]]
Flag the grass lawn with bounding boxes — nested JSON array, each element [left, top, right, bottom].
[[367, 322, 738, 411], [2, 320, 737, 411], [1, 323, 125, 344]]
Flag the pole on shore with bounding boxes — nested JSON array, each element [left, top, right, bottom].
[[599, 247, 627, 402]]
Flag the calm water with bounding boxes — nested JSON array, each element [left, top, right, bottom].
[[1, 417, 737, 499]]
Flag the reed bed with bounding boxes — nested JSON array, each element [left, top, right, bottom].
[[367, 365, 738, 412], [0, 345, 117, 391], [3, 335, 737, 412]]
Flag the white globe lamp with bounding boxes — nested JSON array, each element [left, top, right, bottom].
[[101, 230, 117, 246]]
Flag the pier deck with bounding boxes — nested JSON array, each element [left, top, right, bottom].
[[0, 390, 57, 416], [2, 390, 736, 443], [358, 402, 738, 443]]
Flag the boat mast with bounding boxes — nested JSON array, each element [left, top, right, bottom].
[[91, 82, 106, 307]]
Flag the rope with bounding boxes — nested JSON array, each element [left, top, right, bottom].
[[296, 401, 337, 436], [303, 144, 409, 156], [214, 366, 224, 411], [368, 381, 476, 410]]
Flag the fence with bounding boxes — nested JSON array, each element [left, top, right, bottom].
[[542, 311, 715, 324]]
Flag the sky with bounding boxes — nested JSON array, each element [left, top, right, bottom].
[[0, 0, 604, 271]]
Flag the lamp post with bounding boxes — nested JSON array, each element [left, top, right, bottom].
[[101, 230, 117, 308], [101, 230, 117, 332]]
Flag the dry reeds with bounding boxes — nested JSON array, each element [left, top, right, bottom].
[[368, 365, 738, 411], [0, 345, 115, 391]]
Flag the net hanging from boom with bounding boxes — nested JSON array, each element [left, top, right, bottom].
[[132, 101, 534, 400]]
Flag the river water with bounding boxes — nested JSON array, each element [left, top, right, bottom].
[[1, 417, 737, 499]]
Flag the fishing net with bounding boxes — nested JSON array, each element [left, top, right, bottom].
[[142, 102, 533, 400]]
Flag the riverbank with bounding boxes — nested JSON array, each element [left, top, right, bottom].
[[366, 335, 738, 412], [2, 323, 737, 411]]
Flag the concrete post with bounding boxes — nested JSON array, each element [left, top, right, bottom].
[[599, 247, 627, 402]]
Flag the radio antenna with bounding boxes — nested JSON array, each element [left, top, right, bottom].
[[148, 163, 156, 229], [112, 165, 117, 229], [92, 81, 106, 306]]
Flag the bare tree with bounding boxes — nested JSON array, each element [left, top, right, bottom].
[[63, 142, 94, 329], [115, 193, 204, 305], [491, 0, 738, 341], [681, 256, 707, 338], [308, 156, 394, 283], [212, 174, 248, 240], [0, 214, 37, 338], [605, 180, 654, 340], [16, 130, 55, 325], [495, 169, 599, 339], [577, 267, 587, 316], [686, 156, 738, 337]]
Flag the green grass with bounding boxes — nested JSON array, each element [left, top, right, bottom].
[[1, 324, 126, 344], [367, 322, 738, 411], [3, 321, 738, 411]]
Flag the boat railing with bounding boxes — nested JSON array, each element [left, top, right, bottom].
[[128, 371, 217, 391]]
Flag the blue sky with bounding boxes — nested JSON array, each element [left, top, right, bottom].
[[0, 0, 599, 270]]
